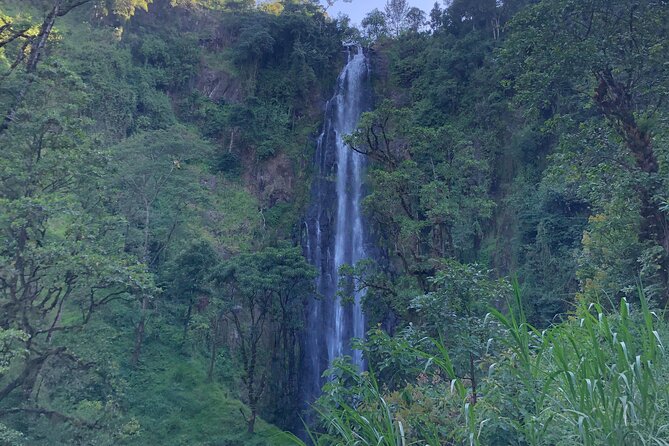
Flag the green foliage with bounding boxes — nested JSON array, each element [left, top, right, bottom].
[[301, 286, 669, 446], [0, 24, 160, 443], [0, 0, 341, 442], [108, 126, 212, 263], [411, 260, 509, 324], [103, 0, 153, 20], [0, 423, 24, 446], [0, 330, 28, 377], [212, 246, 316, 432], [501, 0, 669, 302], [347, 99, 495, 293], [361, 8, 388, 42], [482, 287, 669, 445], [5, 0, 669, 443]]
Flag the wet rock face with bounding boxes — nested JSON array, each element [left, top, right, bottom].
[[301, 47, 373, 407], [253, 153, 294, 207], [197, 68, 242, 103]]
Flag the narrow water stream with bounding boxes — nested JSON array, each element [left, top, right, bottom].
[[302, 46, 372, 405]]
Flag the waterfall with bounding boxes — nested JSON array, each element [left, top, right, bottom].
[[302, 46, 371, 405]]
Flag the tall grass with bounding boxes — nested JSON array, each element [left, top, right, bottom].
[[486, 284, 669, 445]]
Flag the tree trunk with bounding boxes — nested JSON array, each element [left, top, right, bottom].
[[207, 340, 217, 382], [594, 69, 669, 302], [1, 1, 59, 134], [181, 302, 193, 345], [131, 296, 148, 366], [246, 346, 257, 434], [207, 316, 219, 381], [26, 1, 61, 74], [247, 408, 256, 434]]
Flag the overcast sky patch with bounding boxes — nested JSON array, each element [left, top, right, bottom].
[[322, 0, 439, 25]]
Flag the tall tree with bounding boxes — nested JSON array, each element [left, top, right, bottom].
[[0, 0, 156, 134], [405, 6, 426, 33], [362, 8, 389, 42], [384, 0, 410, 37], [211, 246, 314, 434], [0, 60, 154, 416], [109, 127, 211, 364], [428, 1, 443, 32], [504, 0, 669, 302]]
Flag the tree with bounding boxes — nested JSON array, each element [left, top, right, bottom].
[[109, 126, 212, 364], [384, 0, 409, 36], [162, 240, 218, 346], [405, 6, 426, 33], [446, 0, 498, 36], [0, 0, 92, 133], [0, 0, 156, 134], [211, 246, 314, 434], [503, 0, 669, 303], [0, 60, 154, 418], [347, 101, 494, 291], [361, 8, 388, 42], [428, 1, 443, 32], [410, 260, 510, 403]]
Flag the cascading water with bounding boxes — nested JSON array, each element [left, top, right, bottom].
[[302, 46, 372, 406]]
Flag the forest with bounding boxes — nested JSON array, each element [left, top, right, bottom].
[[0, 0, 668, 445]]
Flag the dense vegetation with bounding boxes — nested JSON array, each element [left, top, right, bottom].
[[0, 0, 349, 443], [298, 0, 669, 444], [1, 0, 669, 444]]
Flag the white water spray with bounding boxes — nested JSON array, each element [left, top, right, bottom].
[[303, 46, 371, 403]]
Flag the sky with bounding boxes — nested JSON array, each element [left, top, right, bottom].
[[322, 0, 439, 26]]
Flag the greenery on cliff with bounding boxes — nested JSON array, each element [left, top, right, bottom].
[[1, 0, 669, 445], [303, 0, 669, 445], [0, 0, 348, 443]]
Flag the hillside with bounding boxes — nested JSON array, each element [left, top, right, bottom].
[[1, 0, 669, 445]]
